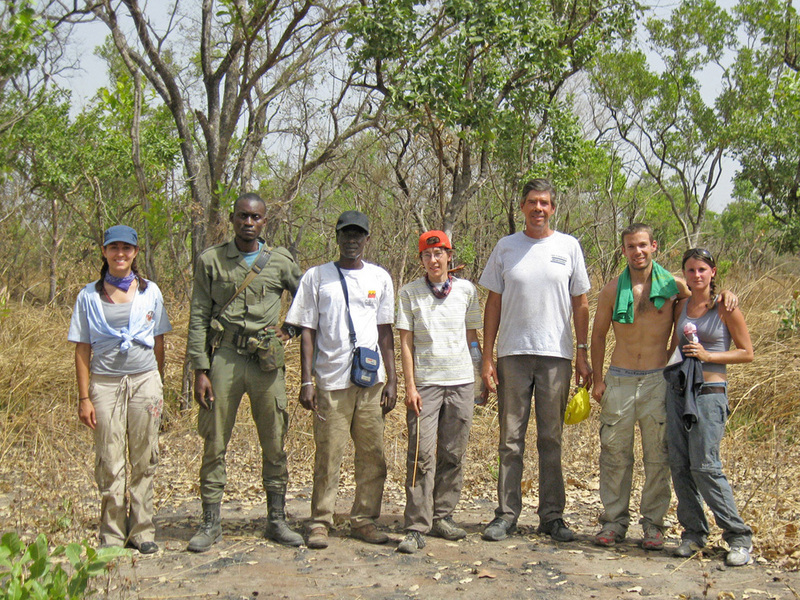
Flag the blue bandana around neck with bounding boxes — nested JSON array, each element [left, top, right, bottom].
[[105, 271, 136, 292]]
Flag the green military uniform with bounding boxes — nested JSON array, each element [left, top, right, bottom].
[[187, 240, 302, 503]]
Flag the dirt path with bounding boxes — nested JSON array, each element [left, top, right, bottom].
[[111, 492, 800, 600]]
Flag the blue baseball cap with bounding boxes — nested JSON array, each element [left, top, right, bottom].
[[103, 225, 138, 247]]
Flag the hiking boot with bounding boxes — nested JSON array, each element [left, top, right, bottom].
[[136, 541, 159, 555], [537, 518, 575, 542], [482, 517, 516, 541], [431, 516, 467, 541], [641, 524, 664, 551], [265, 492, 303, 547], [673, 538, 705, 558], [351, 523, 389, 545], [594, 526, 625, 547], [187, 502, 222, 553], [725, 545, 753, 567], [306, 525, 329, 549], [397, 531, 426, 554]]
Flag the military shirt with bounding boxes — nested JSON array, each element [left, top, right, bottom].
[[187, 240, 302, 370]]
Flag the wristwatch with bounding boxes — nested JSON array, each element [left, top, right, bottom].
[[576, 343, 588, 350]]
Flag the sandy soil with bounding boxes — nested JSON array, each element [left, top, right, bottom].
[[108, 492, 800, 600]]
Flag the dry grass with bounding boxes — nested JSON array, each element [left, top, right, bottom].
[[1, 271, 799, 569]]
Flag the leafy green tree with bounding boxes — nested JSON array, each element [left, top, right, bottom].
[[591, 0, 736, 248], [726, 0, 800, 252], [347, 0, 639, 236]]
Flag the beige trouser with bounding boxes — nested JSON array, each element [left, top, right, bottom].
[[91, 370, 163, 546], [404, 384, 473, 533], [310, 384, 386, 529], [598, 368, 670, 534]]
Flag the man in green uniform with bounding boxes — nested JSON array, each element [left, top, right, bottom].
[[186, 193, 303, 552]]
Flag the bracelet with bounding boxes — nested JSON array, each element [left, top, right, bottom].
[[576, 343, 588, 350], [78, 396, 90, 401], [301, 382, 314, 387]]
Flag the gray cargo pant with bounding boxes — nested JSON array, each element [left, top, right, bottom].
[[404, 383, 474, 533]]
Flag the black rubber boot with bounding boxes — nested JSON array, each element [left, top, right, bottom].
[[187, 502, 222, 553], [266, 492, 303, 547]]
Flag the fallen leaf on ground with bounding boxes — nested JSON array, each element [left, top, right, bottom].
[[477, 570, 496, 579]]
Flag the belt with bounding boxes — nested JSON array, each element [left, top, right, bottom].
[[699, 385, 726, 395], [220, 327, 273, 350]]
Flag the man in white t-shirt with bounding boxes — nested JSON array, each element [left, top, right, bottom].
[[479, 179, 591, 543], [285, 210, 397, 549], [395, 230, 483, 554]]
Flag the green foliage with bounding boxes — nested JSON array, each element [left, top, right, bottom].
[[773, 291, 800, 338], [0, 0, 50, 82], [0, 532, 128, 600]]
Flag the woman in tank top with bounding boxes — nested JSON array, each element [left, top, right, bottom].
[[67, 225, 171, 554], [666, 247, 754, 566]]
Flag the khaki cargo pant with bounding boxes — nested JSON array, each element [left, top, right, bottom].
[[404, 383, 474, 533], [598, 368, 670, 535], [310, 383, 386, 529], [199, 344, 289, 503], [91, 369, 163, 547]]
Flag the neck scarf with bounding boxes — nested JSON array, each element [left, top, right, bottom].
[[425, 274, 453, 299], [105, 271, 136, 292]]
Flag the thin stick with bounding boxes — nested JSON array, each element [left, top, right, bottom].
[[411, 417, 420, 487]]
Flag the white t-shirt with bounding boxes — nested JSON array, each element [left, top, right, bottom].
[[396, 276, 482, 386], [285, 261, 394, 391], [479, 231, 590, 360]]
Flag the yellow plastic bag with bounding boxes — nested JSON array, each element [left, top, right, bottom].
[[564, 386, 590, 425]]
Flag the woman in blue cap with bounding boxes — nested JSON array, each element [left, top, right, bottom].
[[68, 225, 171, 554]]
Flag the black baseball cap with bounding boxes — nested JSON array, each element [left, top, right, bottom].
[[336, 210, 370, 234]]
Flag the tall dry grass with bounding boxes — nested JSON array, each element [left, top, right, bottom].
[[0, 270, 799, 568]]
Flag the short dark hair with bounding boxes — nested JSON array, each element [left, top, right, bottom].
[[233, 193, 267, 212], [620, 223, 654, 246], [521, 179, 556, 207]]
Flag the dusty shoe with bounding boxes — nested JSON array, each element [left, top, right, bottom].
[[725, 545, 753, 567], [482, 517, 516, 541], [351, 523, 389, 545], [537, 518, 575, 542], [673, 538, 705, 558], [187, 502, 222, 553], [397, 531, 426, 554], [594, 526, 625, 547], [136, 541, 159, 555], [431, 517, 467, 541], [265, 492, 303, 547], [641, 524, 664, 551], [306, 526, 329, 549]]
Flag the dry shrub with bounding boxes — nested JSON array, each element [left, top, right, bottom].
[[1, 272, 799, 569]]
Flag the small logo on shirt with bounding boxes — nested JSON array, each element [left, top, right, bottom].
[[550, 254, 567, 266], [365, 290, 377, 306], [368, 291, 376, 299], [145, 310, 155, 322]]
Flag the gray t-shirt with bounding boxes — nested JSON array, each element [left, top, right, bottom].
[[479, 231, 590, 359]]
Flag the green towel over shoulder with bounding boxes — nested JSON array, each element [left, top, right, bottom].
[[613, 261, 679, 324]]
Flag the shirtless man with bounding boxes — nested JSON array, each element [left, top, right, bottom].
[[590, 223, 736, 550]]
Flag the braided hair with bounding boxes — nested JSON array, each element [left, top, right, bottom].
[[681, 248, 717, 303]]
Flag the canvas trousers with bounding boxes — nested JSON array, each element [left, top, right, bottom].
[[598, 368, 670, 535], [91, 369, 163, 547], [404, 383, 474, 533], [666, 383, 752, 547], [199, 344, 289, 503], [495, 354, 571, 525], [309, 384, 386, 529]]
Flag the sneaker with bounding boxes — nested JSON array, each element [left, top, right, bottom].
[[673, 538, 705, 558], [397, 531, 426, 554], [594, 526, 625, 547], [350, 523, 389, 545], [725, 545, 753, 567], [482, 517, 516, 541], [306, 525, 329, 549], [537, 518, 575, 542], [641, 524, 664, 551], [431, 517, 467, 541]]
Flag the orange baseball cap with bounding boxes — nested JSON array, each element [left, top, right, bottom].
[[418, 230, 451, 253]]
